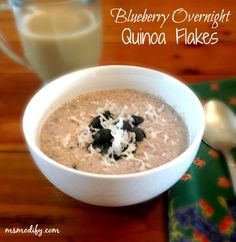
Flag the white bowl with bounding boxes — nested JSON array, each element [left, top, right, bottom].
[[23, 65, 204, 206]]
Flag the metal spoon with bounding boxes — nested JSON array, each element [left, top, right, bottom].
[[203, 100, 236, 195]]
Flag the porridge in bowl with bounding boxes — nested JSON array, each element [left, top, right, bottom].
[[40, 88, 188, 175]]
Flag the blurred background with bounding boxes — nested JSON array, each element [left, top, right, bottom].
[[101, 0, 236, 82]]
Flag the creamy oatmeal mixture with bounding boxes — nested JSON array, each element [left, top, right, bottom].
[[39, 89, 188, 175]]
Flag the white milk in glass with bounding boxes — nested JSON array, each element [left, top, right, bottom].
[[17, 4, 102, 81]]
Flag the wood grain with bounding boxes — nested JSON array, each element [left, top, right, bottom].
[[0, 153, 167, 241], [0, 0, 235, 241]]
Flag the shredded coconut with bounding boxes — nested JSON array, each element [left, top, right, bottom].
[[77, 128, 93, 148], [147, 141, 156, 151], [145, 163, 152, 169], [157, 104, 165, 113], [131, 104, 139, 115], [161, 117, 167, 123], [88, 144, 98, 154], [62, 133, 71, 148], [146, 127, 162, 139], [143, 151, 150, 161], [99, 115, 114, 129], [69, 116, 81, 124], [90, 101, 99, 105], [145, 102, 158, 121], [105, 128, 137, 161], [163, 134, 169, 144]]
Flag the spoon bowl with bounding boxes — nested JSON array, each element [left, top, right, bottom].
[[204, 100, 236, 149], [204, 100, 236, 195]]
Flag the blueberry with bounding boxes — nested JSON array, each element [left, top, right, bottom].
[[92, 142, 101, 150], [102, 143, 111, 154], [122, 120, 132, 131], [92, 142, 111, 154], [131, 127, 146, 142], [90, 116, 102, 129], [93, 129, 113, 144], [103, 110, 113, 119], [91, 131, 96, 139], [131, 115, 144, 126], [113, 154, 121, 160]]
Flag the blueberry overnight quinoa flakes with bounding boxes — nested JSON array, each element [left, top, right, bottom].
[[39, 89, 188, 175]]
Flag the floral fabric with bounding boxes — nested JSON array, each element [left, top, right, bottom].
[[169, 78, 236, 242]]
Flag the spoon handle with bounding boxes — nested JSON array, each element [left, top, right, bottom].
[[223, 150, 236, 195]]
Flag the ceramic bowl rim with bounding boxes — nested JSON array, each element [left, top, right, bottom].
[[23, 65, 205, 180]]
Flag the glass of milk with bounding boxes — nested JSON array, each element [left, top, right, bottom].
[[0, 0, 102, 83]]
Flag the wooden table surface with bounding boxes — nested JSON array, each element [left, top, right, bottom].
[[0, 0, 235, 241]]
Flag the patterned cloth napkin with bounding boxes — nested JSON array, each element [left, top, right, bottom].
[[168, 78, 236, 242]]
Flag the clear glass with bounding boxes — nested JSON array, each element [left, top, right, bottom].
[[1, 0, 102, 82]]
